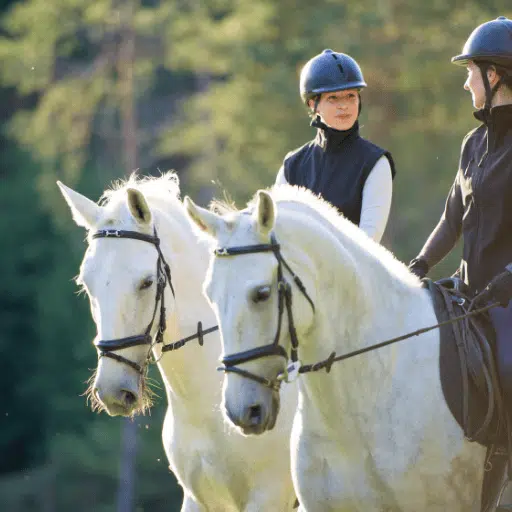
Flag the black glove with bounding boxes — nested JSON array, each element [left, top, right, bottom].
[[474, 266, 512, 308], [408, 257, 429, 279]]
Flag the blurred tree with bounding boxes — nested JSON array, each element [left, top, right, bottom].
[[161, 0, 509, 275], [0, 147, 58, 474], [0, 0, 182, 212]]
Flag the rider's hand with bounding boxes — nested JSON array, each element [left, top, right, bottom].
[[408, 257, 429, 279], [474, 266, 512, 308]]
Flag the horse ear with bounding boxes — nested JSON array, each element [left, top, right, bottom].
[[253, 190, 275, 235], [184, 196, 223, 238], [127, 188, 152, 225], [57, 181, 101, 229]]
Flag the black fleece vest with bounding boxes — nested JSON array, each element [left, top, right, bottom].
[[283, 118, 395, 226]]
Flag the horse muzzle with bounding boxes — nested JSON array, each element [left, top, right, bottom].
[[95, 383, 140, 417], [224, 391, 280, 436]]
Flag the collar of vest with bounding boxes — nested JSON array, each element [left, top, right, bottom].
[[474, 104, 512, 133], [311, 116, 360, 151]]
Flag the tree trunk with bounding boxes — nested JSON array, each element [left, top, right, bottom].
[[118, 0, 138, 175], [116, 418, 138, 512], [116, 2, 139, 512]]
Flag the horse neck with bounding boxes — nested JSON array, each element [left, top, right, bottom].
[[278, 208, 427, 415], [152, 205, 221, 408]]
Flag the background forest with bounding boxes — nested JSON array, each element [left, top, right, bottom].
[[0, 1, 510, 510]]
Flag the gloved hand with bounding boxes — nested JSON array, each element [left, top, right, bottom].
[[408, 256, 429, 279], [473, 266, 512, 308]]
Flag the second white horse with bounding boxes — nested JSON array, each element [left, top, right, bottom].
[[185, 185, 487, 512]]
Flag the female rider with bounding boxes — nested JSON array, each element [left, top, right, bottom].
[[409, 16, 512, 442], [275, 49, 396, 243]]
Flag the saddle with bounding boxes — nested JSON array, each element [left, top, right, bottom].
[[423, 277, 511, 512]]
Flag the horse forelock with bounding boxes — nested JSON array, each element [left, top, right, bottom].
[[88, 172, 183, 232]]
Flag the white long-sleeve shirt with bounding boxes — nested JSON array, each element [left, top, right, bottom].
[[275, 155, 393, 243]]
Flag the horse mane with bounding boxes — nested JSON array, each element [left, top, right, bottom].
[[213, 184, 417, 286], [100, 171, 181, 206]]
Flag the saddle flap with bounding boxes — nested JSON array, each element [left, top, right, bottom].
[[422, 277, 504, 446]]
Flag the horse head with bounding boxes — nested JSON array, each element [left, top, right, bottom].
[[185, 190, 316, 435], [58, 179, 177, 417]]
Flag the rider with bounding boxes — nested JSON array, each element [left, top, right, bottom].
[[275, 49, 396, 243], [408, 14, 512, 436]]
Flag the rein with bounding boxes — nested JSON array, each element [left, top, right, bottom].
[[284, 300, 500, 379], [213, 230, 501, 390], [161, 322, 219, 353], [91, 228, 216, 374]]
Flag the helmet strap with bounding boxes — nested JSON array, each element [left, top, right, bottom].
[[478, 63, 503, 111], [313, 96, 320, 113]]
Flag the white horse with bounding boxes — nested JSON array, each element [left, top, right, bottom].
[[184, 185, 488, 512], [58, 174, 298, 512]]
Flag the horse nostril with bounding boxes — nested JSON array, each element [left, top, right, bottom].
[[120, 389, 137, 407], [248, 404, 262, 425]]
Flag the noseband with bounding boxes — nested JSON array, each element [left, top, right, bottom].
[[215, 232, 315, 391], [92, 228, 175, 374]]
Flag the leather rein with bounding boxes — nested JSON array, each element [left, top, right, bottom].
[[214, 231, 500, 391], [91, 228, 217, 374]]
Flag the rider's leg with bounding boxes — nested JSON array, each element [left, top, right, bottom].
[[489, 302, 512, 508], [489, 302, 512, 409]]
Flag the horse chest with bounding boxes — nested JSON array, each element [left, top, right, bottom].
[[166, 426, 246, 508]]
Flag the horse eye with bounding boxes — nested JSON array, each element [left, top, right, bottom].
[[252, 285, 271, 303], [139, 278, 154, 291]]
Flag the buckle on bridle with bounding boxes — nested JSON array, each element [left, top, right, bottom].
[[277, 360, 302, 383], [278, 281, 291, 293], [103, 229, 121, 237]]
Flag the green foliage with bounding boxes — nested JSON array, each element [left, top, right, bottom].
[[0, 1, 511, 510], [160, 0, 509, 272], [0, 146, 182, 510], [0, 147, 51, 472], [0, 0, 174, 189], [0, 411, 182, 511]]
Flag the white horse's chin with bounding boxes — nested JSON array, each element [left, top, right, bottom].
[[103, 402, 134, 417], [238, 423, 269, 436], [239, 411, 278, 437], [224, 387, 281, 436], [93, 366, 143, 417], [96, 390, 142, 417]]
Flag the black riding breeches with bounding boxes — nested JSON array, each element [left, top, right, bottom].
[[490, 301, 512, 413]]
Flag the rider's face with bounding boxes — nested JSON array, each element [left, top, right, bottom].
[[465, 62, 486, 109], [309, 89, 359, 131]]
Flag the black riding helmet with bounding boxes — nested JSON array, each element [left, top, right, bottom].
[[452, 16, 512, 111], [299, 49, 367, 109]]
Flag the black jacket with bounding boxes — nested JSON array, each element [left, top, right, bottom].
[[444, 105, 512, 292], [283, 118, 395, 226]]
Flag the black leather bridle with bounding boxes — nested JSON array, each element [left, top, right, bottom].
[[91, 228, 176, 374], [215, 232, 315, 391], [91, 228, 218, 375]]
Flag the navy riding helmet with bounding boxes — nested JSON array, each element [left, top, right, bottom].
[[299, 49, 367, 105], [452, 17, 512, 110], [451, 16, 512, 69]]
